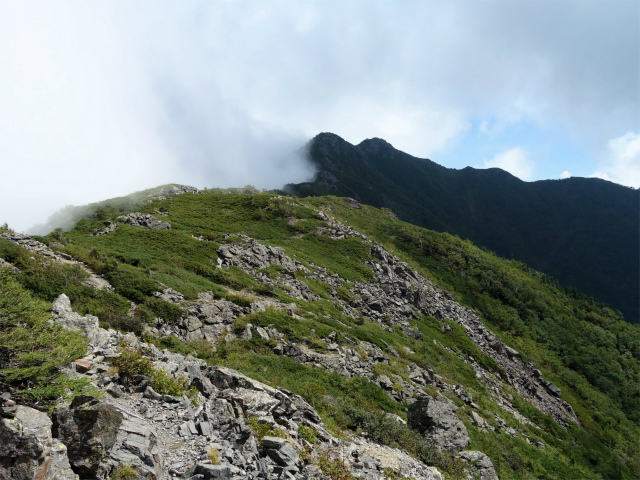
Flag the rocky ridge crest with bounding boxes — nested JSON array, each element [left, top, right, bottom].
[[0, 202, 578, 480], [1, 294, 446, 480]]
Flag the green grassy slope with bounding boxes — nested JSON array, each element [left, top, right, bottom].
[[1, 190, 638, 479]]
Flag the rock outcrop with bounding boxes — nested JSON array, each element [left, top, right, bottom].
[[52, 396, 126, 479], [0, 404, 78, 480], [168, 185, 199, 195], [459, 451, 499, 480], [0, 232, 114, 292], [52, 294, 113, 350], [407, 394, 471, 452], [117, 213, 172, 230]]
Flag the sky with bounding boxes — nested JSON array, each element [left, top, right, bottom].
[[0, 0, 638, 233]]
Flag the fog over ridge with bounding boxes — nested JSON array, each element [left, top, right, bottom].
[[0, 1, 637, 232]]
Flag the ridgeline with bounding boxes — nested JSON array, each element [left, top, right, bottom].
[[285, 133, 640, 323]]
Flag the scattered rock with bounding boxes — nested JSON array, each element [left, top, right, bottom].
[[154, 287, 185, 303], [460, 450, 499, 480], [407, 394, 471, 452], [117, 213, 171, 230], [93, 221, 117, 236]]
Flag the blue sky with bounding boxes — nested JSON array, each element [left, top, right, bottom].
[[436, 117, 592, 181], [0, 0, 638, 232]]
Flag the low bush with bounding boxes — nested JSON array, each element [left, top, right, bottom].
[[112, 343, 192, 398], [247, 416, 288, 441], [207, 447, 220, 465], [142, 296, 185, 323], [110, 463, 139, 480], [0, 268, 93, 405], [106, 265, 160, 303], [298, 424, 319, 444], [107, 312, 145, 337]]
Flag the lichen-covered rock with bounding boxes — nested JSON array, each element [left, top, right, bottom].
[[407, 394, 471, 452], [0, 405, 78, 480]]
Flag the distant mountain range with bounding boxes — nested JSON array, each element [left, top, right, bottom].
[[285, 133, 639, 323]]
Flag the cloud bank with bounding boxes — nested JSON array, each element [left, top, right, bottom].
[[0, 1, 637, 232], [590, 132, 640, 188], [482, 148, 534, 181]]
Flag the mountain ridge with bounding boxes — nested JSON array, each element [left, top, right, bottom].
[[1, 187, 638, 479], [285, 133, 640, 323]]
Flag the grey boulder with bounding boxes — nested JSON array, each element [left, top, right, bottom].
[[407, 394, 470, 452], [0, 405, 78, 480]]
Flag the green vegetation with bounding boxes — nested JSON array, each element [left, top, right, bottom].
[[247, 416, 289, 441], [112, 342, 194, 399], [302, 446, 358, 480], [2, 188, 638, 478], [110, 463, 139, 480], [298, 424, 319, 444], [0, 268, 93, 405]]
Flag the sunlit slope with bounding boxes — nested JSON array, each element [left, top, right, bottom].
[[2, 190, 638, 478]]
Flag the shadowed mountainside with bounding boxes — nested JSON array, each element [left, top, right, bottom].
[[285, 133, 640, 323]]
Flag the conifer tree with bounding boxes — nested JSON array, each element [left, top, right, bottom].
[[0, 267, 89, 402]]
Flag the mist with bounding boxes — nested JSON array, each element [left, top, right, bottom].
[[0, 1, 637, 233]]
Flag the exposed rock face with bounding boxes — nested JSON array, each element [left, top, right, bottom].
[[168, 185, 199, 195], [117, 213, 171, 230], [407, 394, 471, 452], [106, 414, 163, 479], [154, 287, 184, 303], [52, 294, 113, 350], [459, 451, 499, 480], [52, 395, 125, 479], [92, 221, 117, 236], [0, 405, 78, 480]]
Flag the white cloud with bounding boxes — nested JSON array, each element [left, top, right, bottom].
[[0, 1, 637, 231], [560, 171, 571, 179], [481, 148, 534, 181], [589, 132, 640, 187]]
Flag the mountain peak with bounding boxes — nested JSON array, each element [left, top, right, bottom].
[[358, 137, 395, 154], [288, 134, 639, 322]]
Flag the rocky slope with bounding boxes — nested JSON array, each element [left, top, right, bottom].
[[2, 293, 446, 480], [2, 216, 566, 480], [163, 216, 576, 430], [1, 188, 638, 479]]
